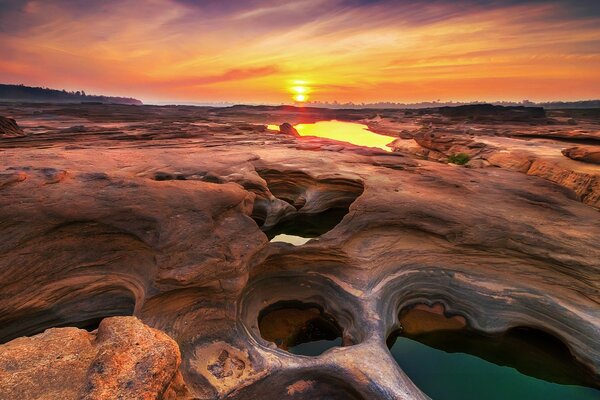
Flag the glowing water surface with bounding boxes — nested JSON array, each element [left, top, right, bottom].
[[268, 120, 395, 151]]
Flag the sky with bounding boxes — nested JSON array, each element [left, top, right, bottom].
[[1, 0, 599, 104]]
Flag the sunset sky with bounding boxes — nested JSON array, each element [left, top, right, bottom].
[[1, 0, 599, 104]]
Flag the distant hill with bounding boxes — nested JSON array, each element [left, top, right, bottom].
[[0, 84, 143, 105]]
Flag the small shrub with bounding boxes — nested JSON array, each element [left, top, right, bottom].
[[448, 153, 470, 165]]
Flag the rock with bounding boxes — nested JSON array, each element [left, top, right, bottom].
[[562, 146, 600, 165], [432, 104, 546, 122], [0, 116, 26, 138], [0, 317, 183, 400], [527, 159, 600, 207], [0, 102, 599, 399], [0, 171, 27, 188], [413, 132, 488, 158], [465, 158, 490, 168], [486, 151, 533, 172], [279, 122, 299, 137]]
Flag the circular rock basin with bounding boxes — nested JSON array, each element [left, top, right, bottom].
[[258, 301, 344, 356]]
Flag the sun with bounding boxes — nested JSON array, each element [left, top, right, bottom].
[[290, 83, 309, 103], [293, 93, 307, 102]]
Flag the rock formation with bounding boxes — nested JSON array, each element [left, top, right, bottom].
[[0, 317, 184, 399], [0, 103, 598, 399], [279, 122, 300, 137], [562, 146, 600, 164], [0, 116, 26, 138]]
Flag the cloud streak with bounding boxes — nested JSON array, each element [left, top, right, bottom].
[[0, 0, 598, 102]]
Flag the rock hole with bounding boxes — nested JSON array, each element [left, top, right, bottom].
[[387, 305, 600, 399], [258, 301, 345, 356], [251, 169, 364, 243]]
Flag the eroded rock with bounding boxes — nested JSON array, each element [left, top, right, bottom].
[[562, 146, 600, 165], [0, 317, 183, 400], [0, 116, 26, 138], [0, 103, 598, 399]]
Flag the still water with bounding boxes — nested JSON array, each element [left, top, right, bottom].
[[270, 234, 311, 245], [389, 335, 600, 400], [268, 120, 395, 151], [288, 337, 343, 356]]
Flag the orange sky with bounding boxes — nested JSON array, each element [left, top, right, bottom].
[[1, 0, 599, 104]]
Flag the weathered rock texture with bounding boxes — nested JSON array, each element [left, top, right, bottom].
[[0, 115, 26, 138], [0, 317, 183, 399], [0, 103, 598, 399], [562, 146, 600, 164]]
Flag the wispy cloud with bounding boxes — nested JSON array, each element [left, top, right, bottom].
[[0, 0, 598, 102]]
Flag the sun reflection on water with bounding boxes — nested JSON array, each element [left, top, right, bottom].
[[268, 120, 395, 151]]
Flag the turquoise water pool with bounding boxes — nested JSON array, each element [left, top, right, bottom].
[[389, 335, 600, 400]]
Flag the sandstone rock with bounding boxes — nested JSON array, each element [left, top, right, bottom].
[[486, 151, 533, 172], [527, 159, 600, 207], [279, 122, 299, 137], [422, 104, 546, 122], [0, 116, 26, 138], [0, 102, 599, 399], [562, 146, 600, 165], [413, 131, 488, 158], [0, 317, 183, 400], [0, 170, 27, 188]]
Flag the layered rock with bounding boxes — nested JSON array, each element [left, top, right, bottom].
[[0, 103, 598, 399], [0, 116, 26, 138], [562, 146, 600, 164]]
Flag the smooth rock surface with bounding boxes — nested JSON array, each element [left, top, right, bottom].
[[0, 103, 598, 399], [562, 146, 600, 165]]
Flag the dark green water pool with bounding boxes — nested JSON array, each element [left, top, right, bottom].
[[289, 337, 343, 356], [389, 335, 600, 400]]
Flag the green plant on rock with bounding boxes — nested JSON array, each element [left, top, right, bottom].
[[448, 153, 470, 165]]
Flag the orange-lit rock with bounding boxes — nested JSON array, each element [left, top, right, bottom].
[[0, 103, 598, 399]]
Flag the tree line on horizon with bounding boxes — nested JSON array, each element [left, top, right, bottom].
[[0, 84, 143, 105], [304, 99, 600, 109]]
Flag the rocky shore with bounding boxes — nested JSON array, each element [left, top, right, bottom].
[[0, 103, 598, 399]]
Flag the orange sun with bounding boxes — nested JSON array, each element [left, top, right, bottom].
[[290, 83, 309, 103], [293, 93, 307, 102]]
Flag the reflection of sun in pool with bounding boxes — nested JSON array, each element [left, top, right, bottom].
[[268, 120, 396, 152]]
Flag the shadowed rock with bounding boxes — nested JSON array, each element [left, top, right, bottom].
[[279, 122, 299, 136], [0, 116, 26, 138]]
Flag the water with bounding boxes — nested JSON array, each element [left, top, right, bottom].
[[389, 336, 600, 400], [270, 233, 311, 245], [289, 337, 343, 356], [268, 120, 395, 151], [263, 207, 349, 240]]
